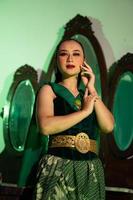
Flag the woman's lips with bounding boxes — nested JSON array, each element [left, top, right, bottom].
[[66, 64, 75, 69]]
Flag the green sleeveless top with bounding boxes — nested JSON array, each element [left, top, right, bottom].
[[47, 83, 100, 159], [49, 83, 98, 138]]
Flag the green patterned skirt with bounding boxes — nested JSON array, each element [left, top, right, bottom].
[[33, 154, 105, 200]]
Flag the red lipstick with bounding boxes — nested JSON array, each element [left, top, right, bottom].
[[66, 64, 75, 69]]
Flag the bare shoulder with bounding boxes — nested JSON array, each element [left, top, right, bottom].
[[37, 84, 56, 117], [38, 84, 56, 99]]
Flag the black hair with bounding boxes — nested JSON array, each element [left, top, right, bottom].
[[54, 38, 85, 83]]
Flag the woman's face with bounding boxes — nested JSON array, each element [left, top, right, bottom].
[[57, 40, 84, 79]]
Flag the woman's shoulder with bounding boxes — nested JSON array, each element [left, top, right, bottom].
[[38, 83, 56, 98]]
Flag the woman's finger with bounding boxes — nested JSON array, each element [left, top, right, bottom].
[[81, 65, 93, 74], [83, 61, 93, 72], [81, 71, 94, 79], [81, 70, 92, 75]]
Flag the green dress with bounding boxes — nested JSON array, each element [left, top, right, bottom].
[[34, 83, 105, 200]]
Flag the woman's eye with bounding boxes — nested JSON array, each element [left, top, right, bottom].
[[59, 52, 80, 57], [59, 52, 68, 56], [73, 53, 80, 56]]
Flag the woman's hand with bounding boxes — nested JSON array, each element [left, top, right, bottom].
[[82, 87, 97, 115], [81, 61, 96, 94]]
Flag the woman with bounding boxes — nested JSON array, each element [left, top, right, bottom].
[[34, 39, 114, 200]]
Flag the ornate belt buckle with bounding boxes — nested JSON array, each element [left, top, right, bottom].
[[75, 132, 90, 154]]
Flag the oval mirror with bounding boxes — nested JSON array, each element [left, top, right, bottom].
[[3, 65, 38, 154], [108, 53, 133, 158], [8, 80, 35, 151], [113, 71, 133, 151]]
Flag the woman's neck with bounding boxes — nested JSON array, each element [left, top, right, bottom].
[[59, 77, 79, 96]]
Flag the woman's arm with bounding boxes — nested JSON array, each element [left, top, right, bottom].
[[94, 97, 114, 134], [81, 61, 115, 134], [90, 88, 114, 134], [36, 85, 96, 135]]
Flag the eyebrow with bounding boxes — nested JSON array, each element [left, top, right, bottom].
[[59, 49, 81, 52]]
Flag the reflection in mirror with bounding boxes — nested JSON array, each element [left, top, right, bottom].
[[113, 72, 133, 151], [9, 80, 35, 152]]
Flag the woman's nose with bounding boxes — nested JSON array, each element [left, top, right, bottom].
[[67, 54, 73, 62]]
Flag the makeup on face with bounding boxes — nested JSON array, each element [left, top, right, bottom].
[[58, 50, 82, 58], [57, 40, 84, 75], [66, 64, 75, 69]]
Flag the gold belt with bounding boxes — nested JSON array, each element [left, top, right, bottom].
[[50, 132, 97, 154]]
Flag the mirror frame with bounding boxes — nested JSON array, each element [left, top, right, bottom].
[[108, 53, 133, 158], [3, 64, 38, 154]]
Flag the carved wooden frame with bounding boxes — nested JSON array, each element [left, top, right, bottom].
[[108, 53, 133, 159], [3, 64, 38, 154]]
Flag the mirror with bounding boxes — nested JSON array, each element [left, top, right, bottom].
[[108, 52, 133, 158], [113, 72, 133, 151], [104, 53, 133, 193], [8, 80, 35, 152], [3, 65, 38, 154], [0, 64, 39, 184]]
